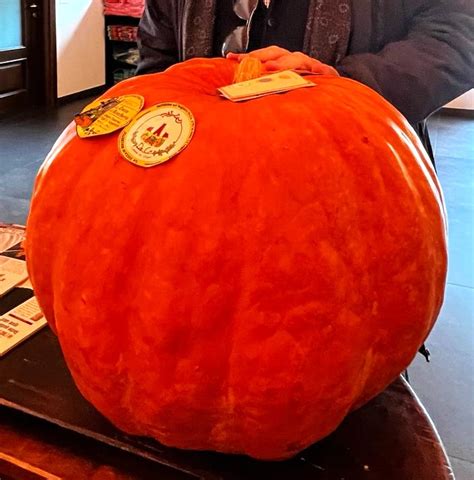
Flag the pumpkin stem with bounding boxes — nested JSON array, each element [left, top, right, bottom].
[[233, 57, 264, 84]]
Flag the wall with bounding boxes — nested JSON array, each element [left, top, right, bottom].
[[56, 0, 105, 98], [446, 89, 474, 110]]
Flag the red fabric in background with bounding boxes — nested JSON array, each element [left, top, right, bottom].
[[103, 0, 144, 18]]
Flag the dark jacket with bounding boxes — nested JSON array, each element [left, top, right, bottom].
[[137, 0, 473, 144]]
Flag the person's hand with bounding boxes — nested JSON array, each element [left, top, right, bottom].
[[227, 46, 339, 76]]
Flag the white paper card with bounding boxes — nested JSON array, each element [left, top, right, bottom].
[[218, 70, 315, 102], [0, 296, 47, 357], [0, 255, 28, 297]]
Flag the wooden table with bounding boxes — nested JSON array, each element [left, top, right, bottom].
[[0, 269, 454, 479]]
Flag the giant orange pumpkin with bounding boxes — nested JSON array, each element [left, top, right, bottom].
[[26, 58, 447, 460]]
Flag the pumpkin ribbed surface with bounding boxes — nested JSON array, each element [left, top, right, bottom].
[[26, 58, 447, 460]]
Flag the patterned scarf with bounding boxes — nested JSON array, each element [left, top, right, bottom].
[[183, 0, 352, 66], [303, 0, 352, 65]]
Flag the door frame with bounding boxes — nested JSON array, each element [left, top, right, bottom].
[[33, 0, 57, 107], [0, 0, 56, 109]]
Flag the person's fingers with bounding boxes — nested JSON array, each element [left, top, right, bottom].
[[267, 53, 340, 76], [265, 52, 314, 71], [311, 63, 340, 76], [226, 52, 243, 60], [265, 56, 302, 71], [248, 46, 290, 62], [227, 46, 290, 63], [290, 51, 316, 70], [228, 49, 340, 76]]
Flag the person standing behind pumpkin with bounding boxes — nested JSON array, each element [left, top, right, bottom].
[[137, 0, 474, 159]]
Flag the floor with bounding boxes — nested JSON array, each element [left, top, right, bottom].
[[408, 113, 474, 479], [0, 100, 473, 478]]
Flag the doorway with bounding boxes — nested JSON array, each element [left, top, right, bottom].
[[0, 0, 56, 113]]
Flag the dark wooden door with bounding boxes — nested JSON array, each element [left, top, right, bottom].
[[0, 0, 56, 114]]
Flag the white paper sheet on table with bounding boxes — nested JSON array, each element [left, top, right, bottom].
[[0, 296, 47, 357], [0, 256, 28, 297]]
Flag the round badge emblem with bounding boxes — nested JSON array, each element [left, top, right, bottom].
[[118, 103, 195, 168], [75, 95, 144, 138]]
